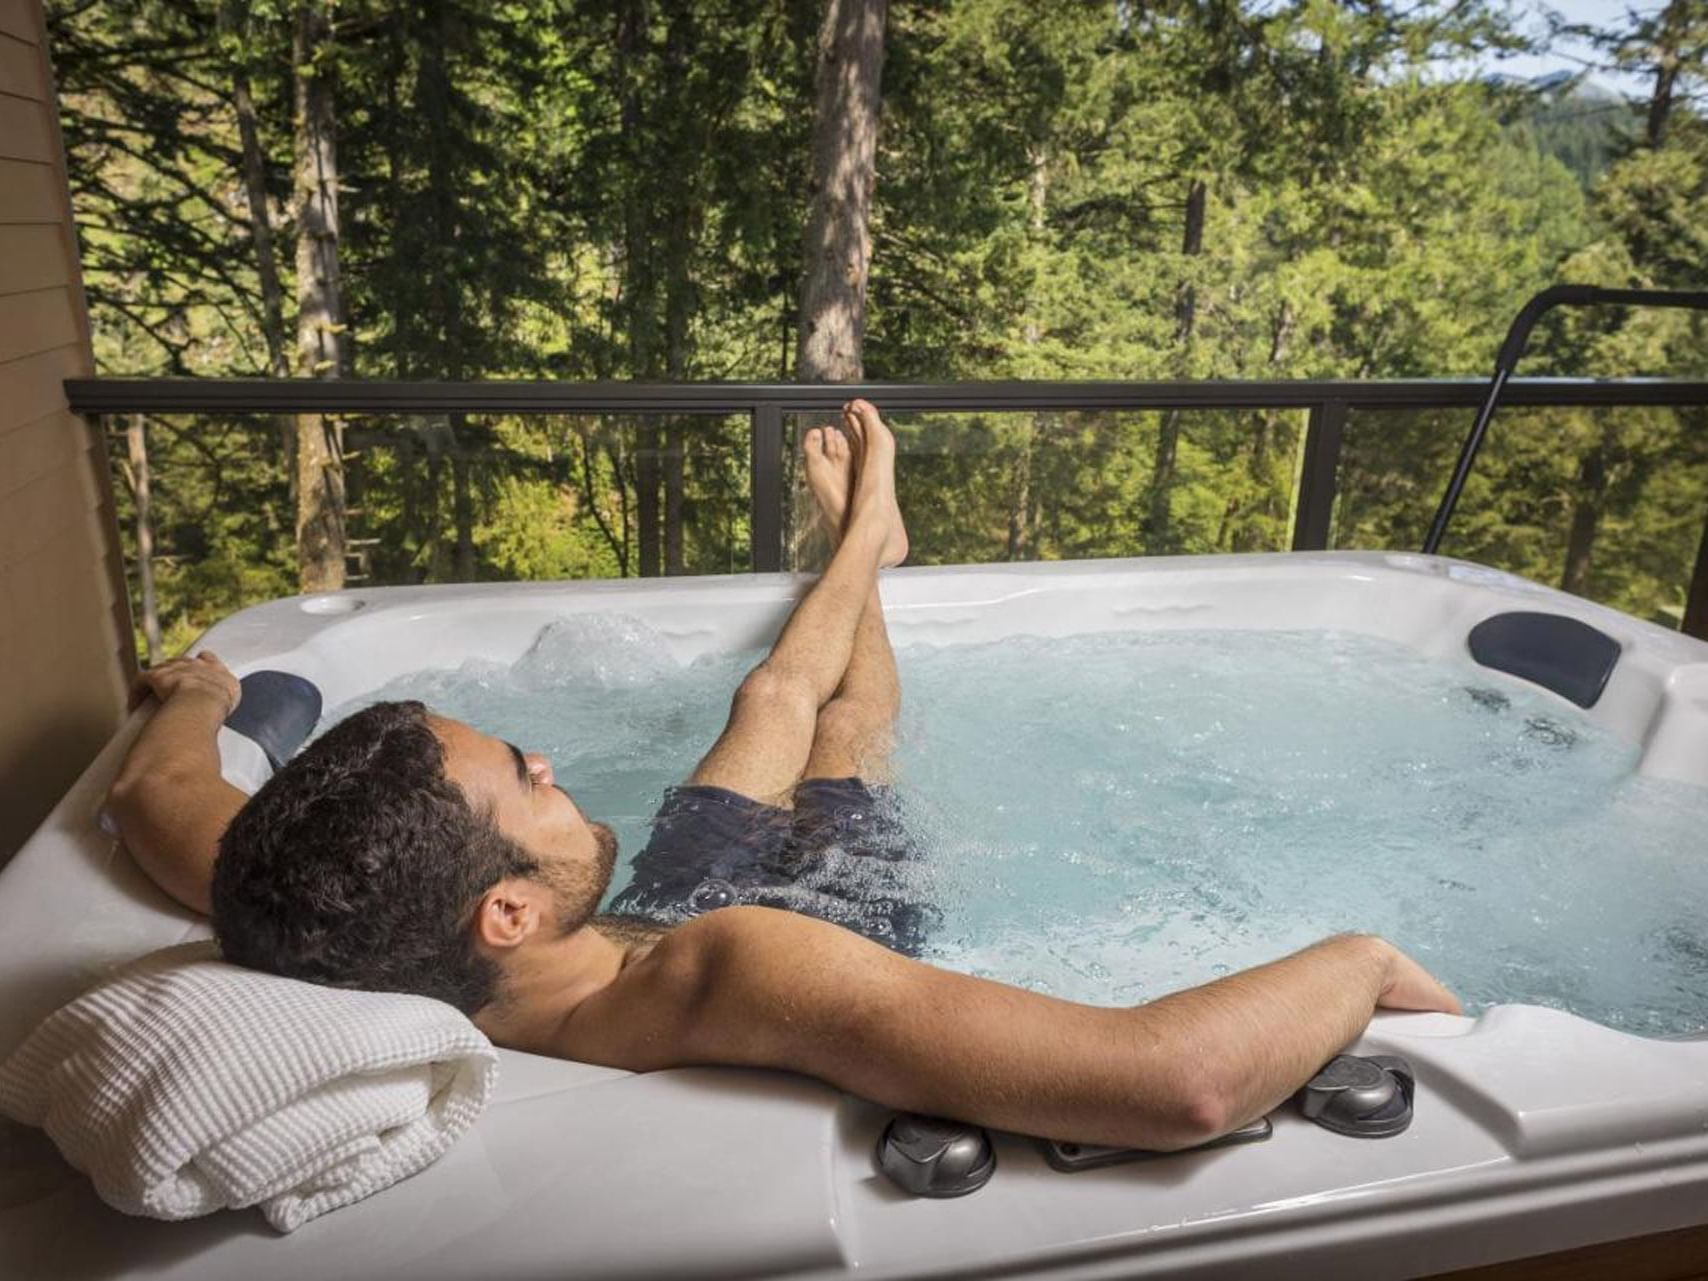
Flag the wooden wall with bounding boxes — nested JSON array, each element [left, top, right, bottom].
[[0, 0, 132, 865]]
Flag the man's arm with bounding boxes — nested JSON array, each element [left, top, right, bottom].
[[106, 653, 248, 916], [560, 906, 1460, 1152]]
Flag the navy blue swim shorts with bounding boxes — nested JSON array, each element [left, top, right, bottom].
[[607, 777, 941, 956]]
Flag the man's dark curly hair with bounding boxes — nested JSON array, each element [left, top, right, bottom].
[[212, 700, 538, 1014]]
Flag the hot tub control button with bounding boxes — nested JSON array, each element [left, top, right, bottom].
[[876, 1113, 995, 1197], [1299, 1054, 1415, 1138]]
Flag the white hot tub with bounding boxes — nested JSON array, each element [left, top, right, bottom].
[[4, 550, 1708, 1280]]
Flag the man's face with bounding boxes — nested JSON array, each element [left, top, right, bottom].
[[431, 715, 618, 931]]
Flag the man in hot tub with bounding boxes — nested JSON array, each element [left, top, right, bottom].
[[108, 398, 1460, 1155]]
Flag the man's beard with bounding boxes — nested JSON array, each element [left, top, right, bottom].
[[542, 822, 619, 935]]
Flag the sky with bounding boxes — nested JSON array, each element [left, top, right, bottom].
[[1479, 0, 1664, 93]]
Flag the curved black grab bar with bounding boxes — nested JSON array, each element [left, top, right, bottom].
[[1421, 285, 1708, 555]]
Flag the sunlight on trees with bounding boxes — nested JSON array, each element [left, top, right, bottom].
[[46, 0, 1708, 657]]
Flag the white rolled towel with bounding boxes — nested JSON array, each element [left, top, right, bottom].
[[0, 940, 498, 1232]]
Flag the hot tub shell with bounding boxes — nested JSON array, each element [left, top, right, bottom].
[[3, 550, 1708, 1280]]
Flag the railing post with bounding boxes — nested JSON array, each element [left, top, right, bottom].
[[1683, 507, 1708, 640], [1291, 400, 1347, 551], [749, 403, 783, 573]]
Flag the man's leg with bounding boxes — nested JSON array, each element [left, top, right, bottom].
[[688, 400, 907, 805], [799, 405, 904, 783], [802, 590, 899, 782]]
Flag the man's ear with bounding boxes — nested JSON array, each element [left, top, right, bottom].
[[472, 878, 548, 951]]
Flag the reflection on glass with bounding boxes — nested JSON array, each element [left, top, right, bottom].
[[1334, 405, 1708, 627], [107, 412, 750, 661], [782, 408, 1307, 571]]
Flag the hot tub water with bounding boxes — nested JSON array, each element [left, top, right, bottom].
[[327, 615, 1708, 1037]]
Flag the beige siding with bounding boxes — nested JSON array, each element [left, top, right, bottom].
[[0, 32, 43, 99], [0, 0, 36, 43], [0, 92, 51, 162], [0, 0, 131, 867], [0, 224, 72, 291], [0, 157, 62, 222], [0, 285, 79, 361]]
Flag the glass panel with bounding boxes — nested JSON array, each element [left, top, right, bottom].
[[781, 408, 1308, 570], [1334, 403, 1708, 627], [104, 412, 751, 663]]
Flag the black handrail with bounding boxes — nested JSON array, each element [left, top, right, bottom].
[[62, 375, 1708, 415], [1421, 286, 1708, 555]]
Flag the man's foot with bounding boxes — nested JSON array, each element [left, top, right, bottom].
[[802, 423, 853, 546], [842, 399, 909, 569]]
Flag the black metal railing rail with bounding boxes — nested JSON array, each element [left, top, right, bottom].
[[64, 375, 1708, 632]]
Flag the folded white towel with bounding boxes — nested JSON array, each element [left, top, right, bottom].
[[0, 940, 498, 1232]]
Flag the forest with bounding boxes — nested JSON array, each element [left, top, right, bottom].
[[48, 0, 1708, 660]]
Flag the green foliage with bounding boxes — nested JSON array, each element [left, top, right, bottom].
[[476, 475, 622, 581], [49, 0, 1708, 660]]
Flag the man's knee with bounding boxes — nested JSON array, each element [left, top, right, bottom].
[[733, 663, 819, 724]]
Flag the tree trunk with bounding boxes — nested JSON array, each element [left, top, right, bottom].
[[1006, 438, 1034, 560], [451, 439, 476, 581], [293, 0, 347, 592], [617, 0, 662, 576], [635, 427, 661, 577], [418, 2, 475, 583], [1175, 177, 1207, 333], [225, 2, 289, 379], [1143, 177, 1207, 553], [126, 415, 162, 664], [1645, 0, 1691, 149], [577, 425, 629, 576], [425, 444, 447, 581], [1010, 143, 1049, 562], [610, 440, 634, 575], [664, 423, 686, 574], [293, 416, 346, 598], [1647, 58, 1679, 149], [383, 15, 412, 374], [795, 0, 887, 382], [661, 1, 697, 575], [1561, 445, 1609, 597], [221, 0, 295, 511], [660, 186, 688, 576], [1237, 301, 1297, 551], [1215, 496, 1239, 550]]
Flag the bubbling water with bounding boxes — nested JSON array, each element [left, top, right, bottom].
[[327, 616, 1708, 1037]]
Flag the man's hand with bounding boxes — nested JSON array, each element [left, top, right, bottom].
[[1372, 938, 1463, 1015], [129, 651, 241, 717]]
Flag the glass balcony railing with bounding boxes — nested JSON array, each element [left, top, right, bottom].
[[64, 376, 1708, 660]]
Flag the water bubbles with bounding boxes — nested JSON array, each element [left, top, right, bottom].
[[1463, 686, 1511, 714], [1521, 716, 1578, 749], [687, 878, 739, 913], [331, 618, 1708, 1036], [902, 627, 1708, 1033], [511, 614, 681, 691]]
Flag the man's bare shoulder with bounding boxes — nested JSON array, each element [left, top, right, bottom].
[[557, 907, 910, 1073], [556, 910, 730, 1070]]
